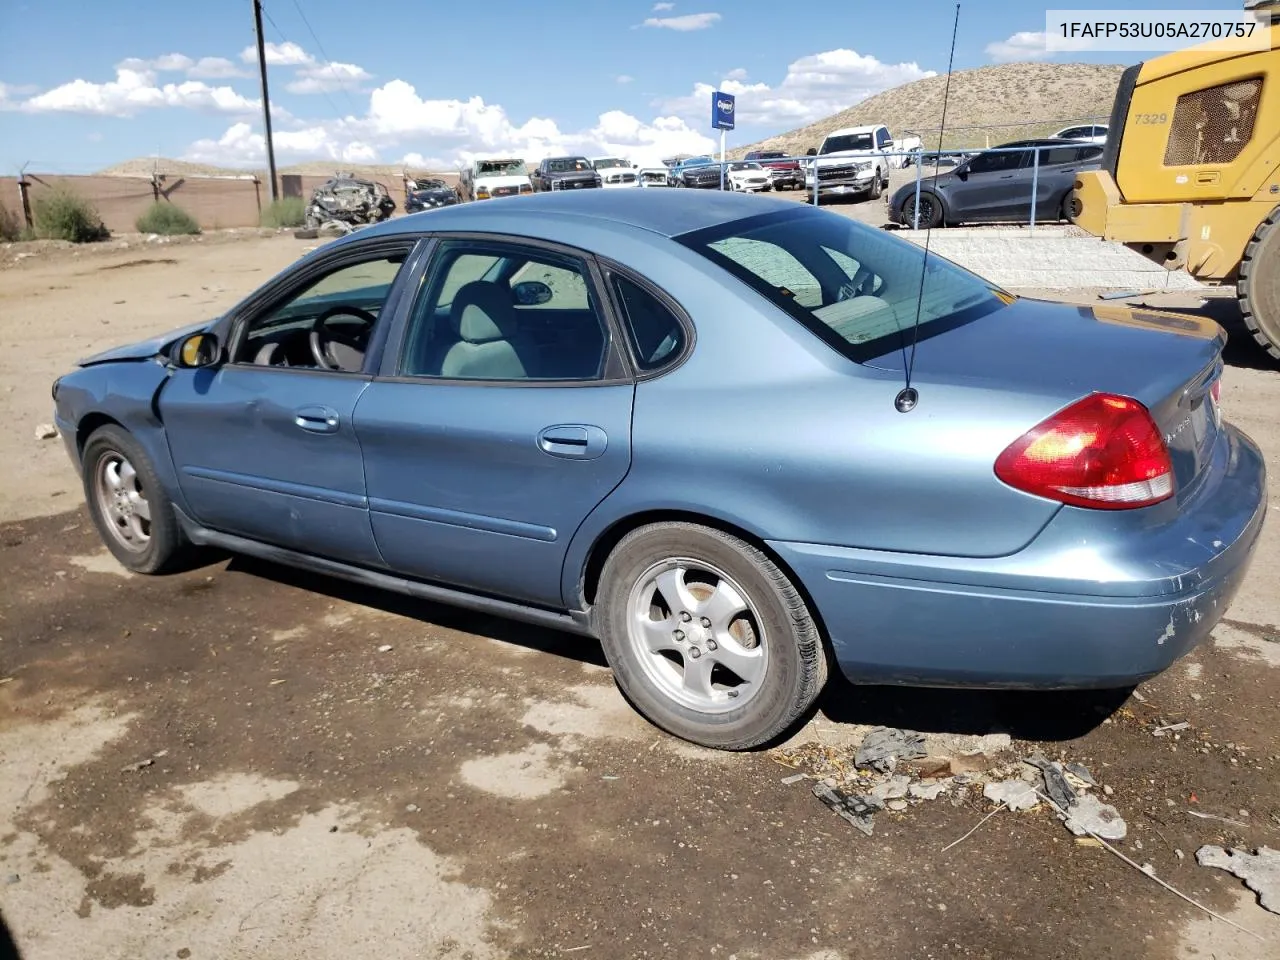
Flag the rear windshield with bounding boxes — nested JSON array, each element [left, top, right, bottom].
[[675, 208, 1010, 362]]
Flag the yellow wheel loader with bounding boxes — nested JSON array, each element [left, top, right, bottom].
[[1072, 0, 1280, 360]]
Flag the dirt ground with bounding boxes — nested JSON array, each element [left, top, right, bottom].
[[1, 221, 1279, 960]]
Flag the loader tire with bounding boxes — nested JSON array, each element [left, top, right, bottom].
[[1238, 207, 1280, 362]]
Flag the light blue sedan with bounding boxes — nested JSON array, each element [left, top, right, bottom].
[[50, 189, 1268, 750]]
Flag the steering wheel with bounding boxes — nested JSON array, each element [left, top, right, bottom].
[[309, 305, 377, 371]]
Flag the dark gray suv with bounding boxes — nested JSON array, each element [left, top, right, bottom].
[[889, 139, 1103, 228]]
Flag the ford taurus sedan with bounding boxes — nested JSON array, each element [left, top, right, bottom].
[[50, 190, 1267, 751]]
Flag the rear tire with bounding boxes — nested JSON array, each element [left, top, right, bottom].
[[1238, 207, 1280, 361], [81, 425, 192, 574], [596, 522, 828, 750]]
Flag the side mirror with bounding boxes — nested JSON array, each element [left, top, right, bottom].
[[883, 139, 895, 148], [512, 280, 553, 306], [806, 147, 818, 156], [173, 331, 221, 368]]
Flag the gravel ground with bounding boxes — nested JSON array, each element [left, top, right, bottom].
[[1, 229, 1278, 960]]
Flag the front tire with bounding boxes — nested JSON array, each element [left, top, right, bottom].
[[1239, 207, 1280, 361], [82, 425, 192, 574], [596, 522, 828, 750], [868, 170, 883, 200]]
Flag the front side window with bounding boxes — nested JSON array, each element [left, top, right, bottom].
[[677, 208, 1008, 362], [400, 241, 609, 382], [238, 251, 408, 370]]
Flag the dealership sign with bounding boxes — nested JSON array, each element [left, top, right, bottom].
[[711, 90, 735, 131]]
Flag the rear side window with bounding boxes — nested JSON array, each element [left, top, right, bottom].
[[611, 274, 686, 371], [676, 207, 1008, 362], [1163, 77, 1263, 166], [1038, 145, 1082, 165]]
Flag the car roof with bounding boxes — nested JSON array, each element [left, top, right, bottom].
[[355, 188, 805, 241], [824, 125, 880, 136]]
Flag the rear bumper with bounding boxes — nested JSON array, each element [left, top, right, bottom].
[[769, 423, 1267, 689]]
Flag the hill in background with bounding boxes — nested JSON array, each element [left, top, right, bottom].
[[732, 62, 1126, 157], [92, 62, 1127, 180]]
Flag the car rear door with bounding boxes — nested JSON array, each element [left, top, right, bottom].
[[158, 236, 421, 565], [353, 235, 636, 608]]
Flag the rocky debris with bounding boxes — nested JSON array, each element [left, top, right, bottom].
[[1024, 754, 1078, 809], [854, 727, 927, 772], [811, 781, 881, 836], [905, 757, 952, 778], [1065, 761, 1097, 786], [34, 423, 57, 440], [1063, 794, 1128, 840], [377, 644, 393, 653], [120, 757, 155, 773], [1196, 846, 1280, 914], [983, 779, 1040, 812], [1153, 721, 1191, 737], [909, 780, 952, 801], [869, 775, 912, 802]]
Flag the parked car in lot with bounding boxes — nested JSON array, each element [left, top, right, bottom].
[[458, 157, 532, 202], [1052, 123, 1109, 145], [725, 161, 772, 193], [889, 138, 1104, 228], [675, 156, 724, 189], [805, 124, 894, 201], [532, 156, 603, 192], [404, 176, 459, 213], [51, 190, 1266, 751], [637, 167, 672, 188], [743, 150, 804, 190], [591, 157, 640, 188]]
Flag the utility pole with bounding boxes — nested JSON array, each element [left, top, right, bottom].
[[252, 0, 279, 203]]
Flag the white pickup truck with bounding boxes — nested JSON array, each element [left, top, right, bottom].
[[804, 124, 894, 201]]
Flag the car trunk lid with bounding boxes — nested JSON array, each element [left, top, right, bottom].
[[863, 298, 1227, 501]]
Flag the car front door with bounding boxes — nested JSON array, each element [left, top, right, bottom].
[[353, 236, 635, 608], [159, 237, 420, 565], [946, 147, 1031, 222]]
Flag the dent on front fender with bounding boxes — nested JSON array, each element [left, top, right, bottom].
[[56, 360, 192, 516]]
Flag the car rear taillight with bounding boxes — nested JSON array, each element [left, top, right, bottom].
[[994, 393, 1174, 510]]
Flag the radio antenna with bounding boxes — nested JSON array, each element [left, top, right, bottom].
[[896, 1, 961, 414]]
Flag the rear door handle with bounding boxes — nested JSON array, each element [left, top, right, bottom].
[[537, 424, 608, 460], [294, 404, 340, 434]]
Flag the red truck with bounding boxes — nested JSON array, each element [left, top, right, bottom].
[[743, 150, 804, 191]]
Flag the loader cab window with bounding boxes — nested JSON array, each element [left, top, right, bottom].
[[1163, 77, 1263, 166]]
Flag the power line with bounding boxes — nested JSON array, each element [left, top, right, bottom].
[[287, 0, 361, 117], [258, 1, 348, 127]]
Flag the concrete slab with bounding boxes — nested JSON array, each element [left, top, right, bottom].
[[890, 227, 1206, 291]]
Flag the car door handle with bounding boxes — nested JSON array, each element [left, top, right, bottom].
[[294, 404, 340, 434], [537, 424, 607, 460]]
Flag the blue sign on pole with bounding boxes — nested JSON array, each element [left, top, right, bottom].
[[711, 90, 735, 131]]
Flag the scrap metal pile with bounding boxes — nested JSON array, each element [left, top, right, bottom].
[[303, 174, 397, 234]]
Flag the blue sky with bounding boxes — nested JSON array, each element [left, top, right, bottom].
[[0, 0, 1228, 173]]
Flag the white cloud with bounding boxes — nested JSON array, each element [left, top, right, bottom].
[[659, 49, 935, 128], [652, 1, 675, 8], [643, 12, 721, 30], [616, 74, 635, 84], [182, 79, 715, 171], [286, 61, 372, 94], [118, 54, 251, 79], [240, 41, 314, 66], [985, 31, 1052, 62], [20, 66, 265, 118], [189, 57, 251, 80]]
